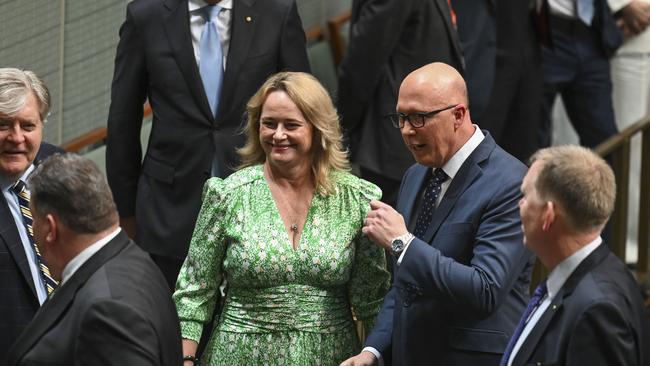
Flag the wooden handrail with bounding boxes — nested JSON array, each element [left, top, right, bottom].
[[594, 113, 650, 273], [327, 10, 351, 66], [62, 103, 152, 153]]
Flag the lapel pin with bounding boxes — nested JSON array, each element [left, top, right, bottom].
[[552, 304, 557, 310], [245, 16, 252, 22]]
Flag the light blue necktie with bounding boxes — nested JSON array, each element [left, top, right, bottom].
[[199, 5, 224, 118], [577, 0, 594, 26]]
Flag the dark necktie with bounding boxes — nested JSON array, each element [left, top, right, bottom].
[[499, 281, 548, 366], [413, 168, 448, 238], [11, 180, 58, 295]]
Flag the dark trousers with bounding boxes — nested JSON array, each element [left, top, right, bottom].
[[150, 253, 184, 290], [539, 16, 618, 148]]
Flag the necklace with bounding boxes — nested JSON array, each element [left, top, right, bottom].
[[290, 223, 299, 232]]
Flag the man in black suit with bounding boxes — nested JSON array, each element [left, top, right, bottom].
[[106, 0, 310, 287], [502, 145, 649, 366], [452, 0, 541, 162], [0, 68, 63, 363], [337, 0, 464, 206], [6, 154, 182, 365]]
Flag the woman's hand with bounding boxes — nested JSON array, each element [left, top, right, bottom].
[[182, 339, 199, 366]]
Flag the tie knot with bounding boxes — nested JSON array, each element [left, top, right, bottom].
[[533, 281, 547, 298], [432, 168, 448, 183], [11, 180, 26, 195], [204, 5, 221, 22]]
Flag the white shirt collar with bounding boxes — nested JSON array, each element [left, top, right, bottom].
[[60, 227, 122, 285], [546, 236, 603, 299], [188, 0, 233, 12], [0, 164, 35, 192], [439, 126, 484, 179]]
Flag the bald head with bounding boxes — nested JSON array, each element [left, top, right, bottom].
[[400, 62, 468, 108], [396, 62, 474, 168]]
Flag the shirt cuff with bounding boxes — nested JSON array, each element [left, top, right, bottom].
[[396, 234, 416, 265], [362, 347, 384, 366]]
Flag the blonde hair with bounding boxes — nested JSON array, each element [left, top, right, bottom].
[[238, 72, 349, 194], [530, 145, 616, 232], [0, 68, 50, 122]]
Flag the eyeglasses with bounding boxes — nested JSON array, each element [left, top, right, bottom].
[[388, 104, 458, 129]]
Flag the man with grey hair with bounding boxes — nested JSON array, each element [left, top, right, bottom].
[[501, 145, 649, 365], [6, 154, 182, 365], [0, 67, 63, 361]]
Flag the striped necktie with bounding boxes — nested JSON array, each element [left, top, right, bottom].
[[11, 180, 58, 295]]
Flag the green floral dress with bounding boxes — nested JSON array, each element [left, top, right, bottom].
[[174, 165, 390, 366]]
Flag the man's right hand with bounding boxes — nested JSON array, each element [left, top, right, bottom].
[[620, 0, 650, 35], [339, 351, 378, 366], [120, 216, 137, 239]]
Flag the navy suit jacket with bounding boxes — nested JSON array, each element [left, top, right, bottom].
[[365, 133, 534, 365], [510, 244, 649, 366], [106, 0, 310, 260], [0, 143, 62, 365], [6, 231, 182, 365]]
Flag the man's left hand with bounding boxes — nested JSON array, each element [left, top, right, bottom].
[[362, 200, 408, 249]]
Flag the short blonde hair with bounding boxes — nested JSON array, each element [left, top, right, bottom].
[[530, 145, 616, 232], [238, 72, 349, 194], [0, 68, 50, 122]]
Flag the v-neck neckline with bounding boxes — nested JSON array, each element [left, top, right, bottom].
[[262, 169, 316, 251]]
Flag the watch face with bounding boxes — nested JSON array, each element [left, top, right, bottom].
[[392, 239, 405, 254]]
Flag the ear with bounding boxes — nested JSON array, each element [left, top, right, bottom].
[[44, 213, 58, 243], [541, 201, 556, 231], [452, 105, 466, 130]]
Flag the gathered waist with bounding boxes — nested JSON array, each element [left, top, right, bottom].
[[218, 284, 353, 333]]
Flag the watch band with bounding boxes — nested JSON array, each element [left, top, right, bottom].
[[183, 355, 199, 365], [391, 232, 415, 257]]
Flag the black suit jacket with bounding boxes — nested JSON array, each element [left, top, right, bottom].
[[0, 143, 62, 365], [511, 244, 649, 366], [6, 231, 182, 365], [106, 0, 310, 259], [452, 0, 541, 161], [337, 0, 464, 181]]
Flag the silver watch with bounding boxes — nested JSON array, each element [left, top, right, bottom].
[[390, 232, 414, 257]]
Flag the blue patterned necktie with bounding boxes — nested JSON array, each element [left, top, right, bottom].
[[577, 0, 594, 26], [413, 168, 448, 238], [200, 5, 224, 118], [11, 180, 58, 295], [499, 281, 548, 366]]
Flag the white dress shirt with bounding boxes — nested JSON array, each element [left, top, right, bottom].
[[188, 0, 233, 68], [1, 165, 48, 305], [506, 236, 603, 366]]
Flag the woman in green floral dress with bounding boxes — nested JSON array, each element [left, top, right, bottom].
[[173, 72, 390, 366]]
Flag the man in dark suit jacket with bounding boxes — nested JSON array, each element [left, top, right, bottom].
[[501, 145, 649, 366], [337, 0, 464, 206], [106, 0, 310, 287], [452, 0, 541, 162], [0, 68, 64, 364], [341, 63, 534, 366], [536, 0, 623, 148], [6, 154, 182, 365]]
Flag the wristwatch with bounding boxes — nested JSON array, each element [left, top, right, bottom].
[[390, 232, 414, 257]]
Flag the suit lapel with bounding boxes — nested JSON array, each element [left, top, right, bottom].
[[220, 0, 258, 119], [435, 0, 465, 69], [0, 196, 38, 299], [512, 244, 612, 365], [420, 134, 495, 244], [162, 0, 215, 123], [7, 232, 130, 364], [398, 165, 428, 227]]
